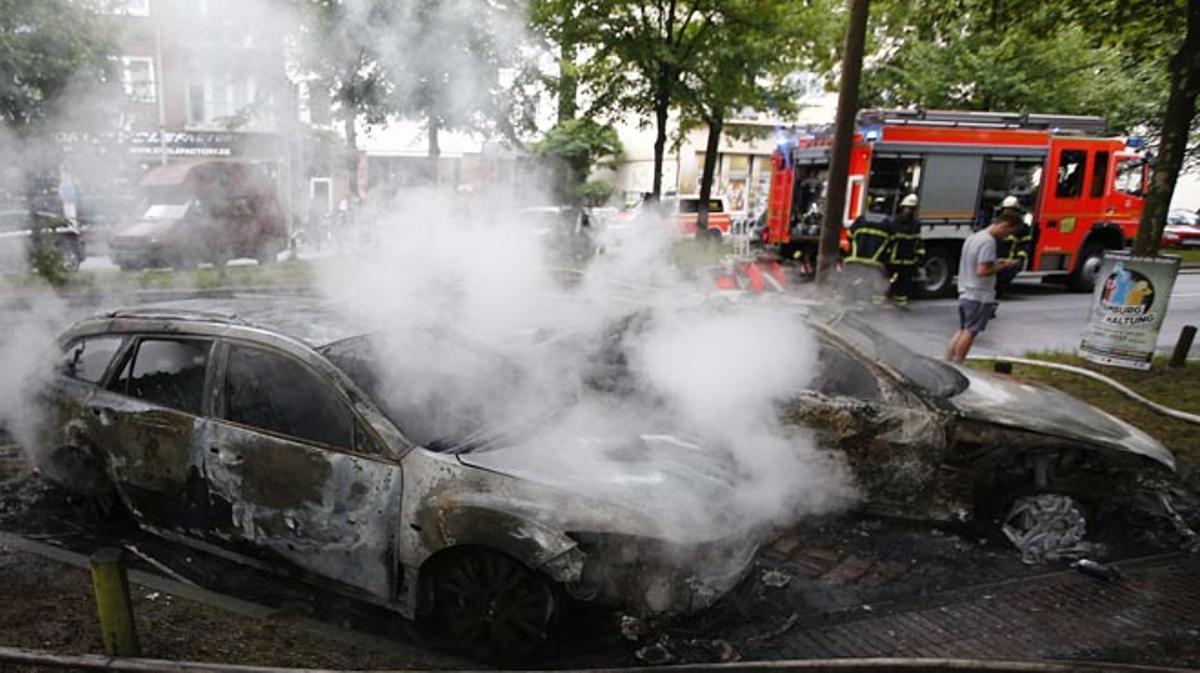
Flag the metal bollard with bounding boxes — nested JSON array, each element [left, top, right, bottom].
[[1170, 325, 1197, 369], [89, 548, 140, 657]]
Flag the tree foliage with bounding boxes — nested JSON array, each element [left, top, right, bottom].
[[862, 0, 1183, 141], [533, 118, 624, 203], [0, 0, 117, 131], [675, 0, 837, 223]]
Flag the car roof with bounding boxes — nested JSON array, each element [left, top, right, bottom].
[[97, 295, 365, 348]]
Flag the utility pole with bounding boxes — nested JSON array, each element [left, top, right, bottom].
[[817, 0, 870, 283]]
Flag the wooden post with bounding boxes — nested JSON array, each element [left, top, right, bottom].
[[89, 548, 139, 656], [1170, 325, 1197, 369]]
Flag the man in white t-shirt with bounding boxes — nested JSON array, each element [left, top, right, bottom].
[[946, 213, 1022, 362]]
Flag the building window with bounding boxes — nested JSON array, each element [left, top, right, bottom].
[[121, 57, 156, 103], [111, 0, 150, 16]]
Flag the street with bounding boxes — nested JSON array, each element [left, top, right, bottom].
[[873, 271, 1200, 360]]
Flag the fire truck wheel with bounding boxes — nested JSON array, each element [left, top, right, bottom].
[[920, 244, 958, 298], [1069, 242, 1105, 292], [705, 227, 723, 242]]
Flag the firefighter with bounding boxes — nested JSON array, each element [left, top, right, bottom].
[[995, 195, 1032, 271], [887, 193, 923, 306], [992, 195, 1032, 314], [841, 196, 894, 303]]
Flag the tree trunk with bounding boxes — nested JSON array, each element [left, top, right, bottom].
[[428, 116, 441, 185], [1132, 0, 1200, 257], [697, 115, 723, 230], [651, 66, 672, 200], [344, 112, 358, 199], [557, 40, 577, 122], [818, 0, 870, 283]]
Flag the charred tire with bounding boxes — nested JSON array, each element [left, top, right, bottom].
[[428, 548, 556, 663], [920, 244, 958, 298], [1069, 241, 1106, 293]]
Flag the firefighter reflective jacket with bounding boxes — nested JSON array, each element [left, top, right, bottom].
[[889, 212, 924, 266], [999, 222, 1032, 264], [846, 213, 893, 267]]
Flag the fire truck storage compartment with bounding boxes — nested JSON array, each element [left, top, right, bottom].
[[916, 153, 984, 224], [865, 155, 924, 215]]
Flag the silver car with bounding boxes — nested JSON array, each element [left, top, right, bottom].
[[35, 296, 756, 662]]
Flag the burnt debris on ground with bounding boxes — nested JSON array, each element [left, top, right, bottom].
[[4, 439, 1199, 669]]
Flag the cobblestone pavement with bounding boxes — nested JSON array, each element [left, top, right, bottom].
[[744, 551, 1199, 663]]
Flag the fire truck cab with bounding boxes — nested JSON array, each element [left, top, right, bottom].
[[764, 109, 1149, 296]]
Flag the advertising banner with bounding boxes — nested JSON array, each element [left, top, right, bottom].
[[1079, 251, 1181, 370]]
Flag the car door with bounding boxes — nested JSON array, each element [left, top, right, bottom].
[[88, 336, 214, 529], [200, 341, 402, 600], [36, 335, 128, 492]]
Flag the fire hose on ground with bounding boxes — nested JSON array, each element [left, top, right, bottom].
[[966, 355, 1200, 426]]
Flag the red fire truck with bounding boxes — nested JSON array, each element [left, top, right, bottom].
[[764, 109, 1150, 296]]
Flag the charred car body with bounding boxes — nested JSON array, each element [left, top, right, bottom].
[[33, 295, 1187, 660], [35, 297, 756, 662]]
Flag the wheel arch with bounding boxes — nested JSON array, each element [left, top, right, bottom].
[[411, 503, 583, 618], [1078, 222, 1125, 269], [412, 501, 583, 591]]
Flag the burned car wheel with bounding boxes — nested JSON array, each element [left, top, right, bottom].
[[430, 548, 556, 663]]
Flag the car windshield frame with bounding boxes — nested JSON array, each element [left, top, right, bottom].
[[826, 314, 970, 398]]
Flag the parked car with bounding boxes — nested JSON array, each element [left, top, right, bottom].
[[1162, 209, 1200, 248], [665, 195, 733, 240], [109, 161, 287, 270], [609, 195, 734, 242], [35, 297, 758, 662], [0, 209, 85, 272]]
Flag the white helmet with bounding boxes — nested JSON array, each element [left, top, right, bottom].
[[1000, 195, 1020, 209], [899, 193, 919, 208]]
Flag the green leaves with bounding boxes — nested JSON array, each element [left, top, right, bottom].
[[533, 118, 624, 203], [863, 0, 1185, 141], [0, 0, 117, 131]]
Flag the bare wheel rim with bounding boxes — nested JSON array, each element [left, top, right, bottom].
[[435, 552, 552, 662]]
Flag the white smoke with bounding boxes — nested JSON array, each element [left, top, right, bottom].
[[317, 185, 859, 540]]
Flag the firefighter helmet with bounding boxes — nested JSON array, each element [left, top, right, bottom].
[[1000, 195, 1020, 210], [900, 193, 919, 208]]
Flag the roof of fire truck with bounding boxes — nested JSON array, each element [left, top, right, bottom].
[[780, 109, 1142, 156]]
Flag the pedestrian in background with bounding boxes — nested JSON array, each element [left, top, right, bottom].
[[946, 212, 1022, 363]]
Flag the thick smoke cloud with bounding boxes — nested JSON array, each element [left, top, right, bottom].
[[0, 0, 859, 543], [317, 186, 859, 541]]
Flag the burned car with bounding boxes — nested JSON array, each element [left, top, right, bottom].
[[34, 297, 758, 662], [780, 307, 1184, 544]]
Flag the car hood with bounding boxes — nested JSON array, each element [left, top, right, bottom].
[[117, 218, 179, 238], [948, 367, 1174, 470], [459, 432, 745, 543]]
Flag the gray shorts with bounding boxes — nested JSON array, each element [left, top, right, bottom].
[[958, 299, 991, 333]]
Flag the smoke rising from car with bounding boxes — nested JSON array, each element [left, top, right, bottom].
[[317, 186, 859, 542]]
